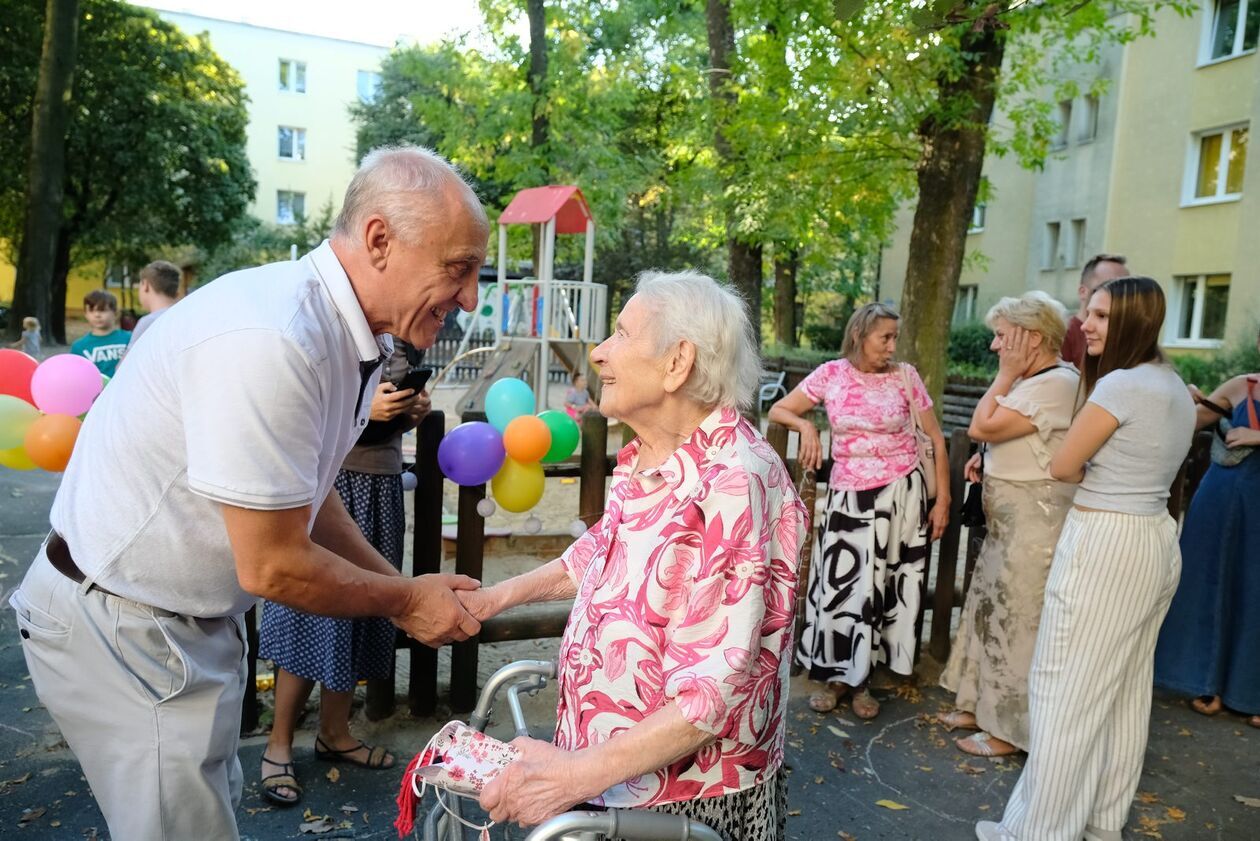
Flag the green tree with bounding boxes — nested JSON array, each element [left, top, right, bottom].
[[0, 0, 253, 341]]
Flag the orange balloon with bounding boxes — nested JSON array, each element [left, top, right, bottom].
[[502, 414, 551, 463], [23, 414, 81, 472]]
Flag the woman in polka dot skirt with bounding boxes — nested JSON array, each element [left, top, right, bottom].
[[257, 340, 429, 807]]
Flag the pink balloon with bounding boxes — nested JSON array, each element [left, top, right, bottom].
[[30, 354, 104, 416]]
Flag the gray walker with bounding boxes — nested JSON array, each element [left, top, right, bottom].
[[418, 660, 722, 841]]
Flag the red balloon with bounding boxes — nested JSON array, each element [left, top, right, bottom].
[[0, 349, 39, 404], [23, 414, 82, 472]]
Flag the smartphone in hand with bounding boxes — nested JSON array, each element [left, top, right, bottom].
[[396, 366, 433, 395]]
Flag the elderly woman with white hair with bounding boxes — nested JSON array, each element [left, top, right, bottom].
[[460, 271, 806, 841], [938, 290, 1080, 758], [772, 302, 949, 721]]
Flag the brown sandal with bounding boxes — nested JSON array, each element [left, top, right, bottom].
[[938, 710, 979, 732], [260, 755, 302, 807], [1191, 695, 1223, 716], [852, 688, 880, 720], [314, 736, 395, 770], [808, 684, 848, 713]]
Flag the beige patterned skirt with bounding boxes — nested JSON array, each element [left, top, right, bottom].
[[940, 476, 1074, 750]]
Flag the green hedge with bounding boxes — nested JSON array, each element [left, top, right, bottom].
[[1169, 342, 1260, 393]]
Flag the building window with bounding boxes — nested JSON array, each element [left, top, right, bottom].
[[357, 70, 382, 103], [279, 59, 307, 93], [278, 126, 307, 161], [1204, 0, 1259, 62], [1053, 100, 1073, 149], [953, 285, 978, 325], [1186, 124, 1248, 203], [1172, 274, 1230, 344], [1079, 95, 1099, 142], [1042, 221, 1061, 269], [1067, 218, 1086, 268], [277, 190, 306, 224], [969, 203, 986, 233]]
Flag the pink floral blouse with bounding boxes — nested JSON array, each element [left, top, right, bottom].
[[799, 359, 933, 491], [554, 406, 806, 807]]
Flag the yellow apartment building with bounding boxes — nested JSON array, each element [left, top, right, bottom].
[[1, 11, 388, 313], [879, 0, 1258, 354]]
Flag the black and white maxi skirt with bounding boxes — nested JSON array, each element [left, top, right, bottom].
[[796, 467, 930, 686]]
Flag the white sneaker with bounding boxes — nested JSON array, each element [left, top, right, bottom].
[[976, 821, 1015, 841], [1083, 826, 1122, 841]]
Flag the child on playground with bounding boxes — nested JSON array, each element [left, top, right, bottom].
[[71, 290, 131, 378], [563, 372, 598, 420], [8, 316, 41, 358]]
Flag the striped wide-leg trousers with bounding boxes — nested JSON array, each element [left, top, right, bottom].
[[999, 508, 1181, 841]]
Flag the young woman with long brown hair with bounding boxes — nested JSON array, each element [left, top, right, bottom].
[[979, 277, 1196, 841]]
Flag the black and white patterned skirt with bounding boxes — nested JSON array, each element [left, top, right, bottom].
[[612, 771, 787, 841], [796, 468, 929, 686]]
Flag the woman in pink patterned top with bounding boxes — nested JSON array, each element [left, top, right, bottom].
[[769, 303, 950, 720], [462, 271, 806, 840]]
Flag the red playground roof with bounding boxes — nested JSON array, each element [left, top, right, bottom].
[[498, 186, 593, 234]]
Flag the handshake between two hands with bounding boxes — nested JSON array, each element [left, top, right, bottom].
[[389, 575, 503, 647]]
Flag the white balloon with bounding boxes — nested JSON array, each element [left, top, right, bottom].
[[400, 472, 418, 492], [569, 519, 588, 539], [476, 498, 496, 518], [524, 515, 543, 534]]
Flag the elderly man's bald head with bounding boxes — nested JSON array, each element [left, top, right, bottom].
[[333, 145, 487, 244]]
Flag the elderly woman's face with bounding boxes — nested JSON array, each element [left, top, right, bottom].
[[859, 318, 899, 369], [589, 295, 668, 423]]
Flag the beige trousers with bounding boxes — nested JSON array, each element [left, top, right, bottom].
[[10, 549, 248, 840]]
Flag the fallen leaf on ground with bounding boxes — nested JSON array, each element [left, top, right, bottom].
[[18, 807, 46, 825], [828, 726, 850, 739], [1165, 806, 1185, 821], [244, 806, 272, 815], [1136, 791, 1161, 804], [814, 776, 824, 784], [325, 767, 340, 783], [1177, 728, 1192, 737], [875, 799, 909, 811], [958, 763, 986, 775], [978, 805, 990, 811], [0, 772, 31, 791], [50, 820, 61, 828], [787, 809, 802, 816], [339, 804, 359, 814], [917, 766, 933, 772], [1234, 794, 1260, 807], [298, 816, 335, 834], [838, 833, 856, 840]]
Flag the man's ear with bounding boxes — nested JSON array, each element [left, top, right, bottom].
[[662, 340, 697, 395], [364, 216, 390, 271]]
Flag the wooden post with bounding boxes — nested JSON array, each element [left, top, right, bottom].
[[928, 428, 972, 663], [578, 412, 608, 528], [241, 604, 259, 734], [402, 411, 446, 718], [450, 411, 487, 712]]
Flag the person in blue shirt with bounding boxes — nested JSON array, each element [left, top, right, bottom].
[[70, 290, 131, 377]]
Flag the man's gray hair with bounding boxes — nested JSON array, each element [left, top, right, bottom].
[[633, 270, 762, 412], [333, 145, 486, 243]]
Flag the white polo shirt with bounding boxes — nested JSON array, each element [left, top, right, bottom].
[[49, 241, 387, 617]]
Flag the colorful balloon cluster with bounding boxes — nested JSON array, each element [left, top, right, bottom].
[[0, 350, 103, 472], [437, 378, 581, 513]]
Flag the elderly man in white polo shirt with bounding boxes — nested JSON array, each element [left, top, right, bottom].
[[8, 146, 489, 840]]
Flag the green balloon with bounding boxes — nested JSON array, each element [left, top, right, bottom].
[[0, 394, 39, 450], [538, 410, 580, 463]]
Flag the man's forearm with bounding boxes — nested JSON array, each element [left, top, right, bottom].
[[310, 490, 401, 578]]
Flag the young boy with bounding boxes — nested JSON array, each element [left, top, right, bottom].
[[125, 260, 181, 354], [71, 290, 131, 377]]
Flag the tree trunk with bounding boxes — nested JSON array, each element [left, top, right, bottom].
[[899, 22, 1004, 406], [50, 228, 72, 344], [527, 0, 548, 277], [773, 248, 798, 347], [705, 0, 762, 339], [9, 0, 80, 343]]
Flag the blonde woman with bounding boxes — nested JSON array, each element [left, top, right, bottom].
[[771, 303, 949, 721], [939, 291, 1079, 758]]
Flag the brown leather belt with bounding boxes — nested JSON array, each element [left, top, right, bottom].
[[46, 532, 121, 599]]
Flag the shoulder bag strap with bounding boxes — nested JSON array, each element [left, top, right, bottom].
[[1247, 376, 1259, 430], [899, 365, 924, 434]]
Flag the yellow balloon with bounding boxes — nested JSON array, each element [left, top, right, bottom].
[[0, 445, 38, 471], [490, 457, 545, 513]]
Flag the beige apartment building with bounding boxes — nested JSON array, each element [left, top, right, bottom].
[[879, 0, 1258, 353]]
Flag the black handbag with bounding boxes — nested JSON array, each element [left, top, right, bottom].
[[959, 444, 986, 529]]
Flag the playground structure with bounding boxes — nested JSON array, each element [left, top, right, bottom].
[[447, 186, 608, 417]]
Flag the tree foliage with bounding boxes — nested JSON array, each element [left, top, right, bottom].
[[0, 0, 254, 337]]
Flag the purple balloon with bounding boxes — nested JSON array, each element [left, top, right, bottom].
[[438, 421, 506, 486], [30, 354, 103, 416]]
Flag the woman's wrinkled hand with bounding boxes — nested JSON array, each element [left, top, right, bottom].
[[1225, 425, 1260, 448], [797, 423, 823, 473], [927, 500, 949, 541], [964, 451, 983, 484], [478, 737, 590, 828], [369, 382, 416, 422], [997, 326, 1037, 378]]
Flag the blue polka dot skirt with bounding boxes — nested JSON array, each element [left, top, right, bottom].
[[259, 469, 404, 692]]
